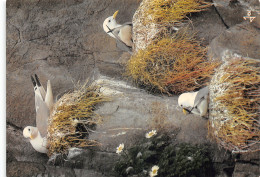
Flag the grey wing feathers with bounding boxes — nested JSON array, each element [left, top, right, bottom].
[[109, 24, 133, 54], [35, 92, 49, 137], [116, 39, 133, 53], [193, 86, 209, 108], [121, 22, 132, 26]]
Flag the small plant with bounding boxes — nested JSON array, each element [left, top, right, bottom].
[[126, 31, 219, 94], [47, 84, 110, 156], [114, 131, 214, 177], [159, 144, 213, 177]]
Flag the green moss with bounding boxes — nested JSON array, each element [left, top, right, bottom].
[[114, 133, 214, 177], [159, 144, 213, 177]]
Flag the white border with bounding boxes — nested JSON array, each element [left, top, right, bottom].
[[0, 0, 6, 177]]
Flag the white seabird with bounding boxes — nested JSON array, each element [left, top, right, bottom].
[[103, 10, 133, 53], [23, 74, 54, 153], [178, 86, 209, 117]]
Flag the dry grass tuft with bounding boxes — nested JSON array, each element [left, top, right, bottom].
[[132, 0, 211, 51], [126, 31, 219, 94], [142, 0, 211, 25], [209, 58, 260, 153], [47, 84, 110, 156]]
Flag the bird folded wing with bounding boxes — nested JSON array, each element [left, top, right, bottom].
[[45, 80, 54, 111], [107, 24, 133, 54], [193, 86, 209, 108], [36, 93, 49, 138]]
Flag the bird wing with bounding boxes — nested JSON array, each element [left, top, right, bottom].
[[118, 25, 133, 47], [193, 86, 209, 108], [107, 24, 133, 54], [35, 89, 49, 138], [35, 74, 46, 100], [45, 80, 54, 111]]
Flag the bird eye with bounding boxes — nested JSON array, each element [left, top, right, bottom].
[[108, 20, 111, 22], [28, 128, 30, 131]]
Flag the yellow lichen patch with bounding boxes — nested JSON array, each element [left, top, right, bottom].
[[209, 58, 260, 153], [47, 85, 110, 156], [126, 32, 219, 94], [142, 0, 211, 25]]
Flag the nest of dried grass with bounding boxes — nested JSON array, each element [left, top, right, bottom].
[[132, 0, 211, 51], [142, 0, 211, 25], [209, 57, 260, 153], [126, 31, 219, 94], [47, 84, 110, 156]]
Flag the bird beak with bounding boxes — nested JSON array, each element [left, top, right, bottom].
[[113, 10, 119, 19], [30, 135, 33, 139], [183, 108, 188, 115]]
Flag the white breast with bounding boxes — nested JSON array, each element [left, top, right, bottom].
[[30, 132, 47, 153]]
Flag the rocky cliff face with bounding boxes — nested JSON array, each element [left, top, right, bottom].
[[7, 0, 260, 176]]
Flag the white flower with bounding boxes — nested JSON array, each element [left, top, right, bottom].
[[116, 143, 124, 154], [145, 130, 157, 138], [187, 156, 194, 161], [149, 165, 159, 177]]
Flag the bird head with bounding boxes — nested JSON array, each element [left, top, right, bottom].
[[103, 10, 119, 36], [23, 126, 38, 140], [178, 93, 191, 115]]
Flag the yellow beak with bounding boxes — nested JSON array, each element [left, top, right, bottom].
[[30, 135, 33, 140], [113, 10, 119, 19], [183, 108, 188, 115]]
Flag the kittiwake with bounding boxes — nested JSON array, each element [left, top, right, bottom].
[[103, 10, 133, 53], [178, 86, 209, 117], [23, 74, 54, 153]]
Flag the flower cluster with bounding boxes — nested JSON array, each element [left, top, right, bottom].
[[116, 130, 159, 176]]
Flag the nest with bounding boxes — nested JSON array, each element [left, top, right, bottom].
[[209, 57, 260, 153], [142, 0, 210, 25], [47, 84, 110, 156], [133, 0, 211, 51], [126, 31, 219, 94]]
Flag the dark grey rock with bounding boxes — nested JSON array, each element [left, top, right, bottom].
[[208, 22, 260, 61], [240, 151, 260, 165], [190, 6, 227, 46], [44, 166, 76, 177], [232, 163, 260, 177], [7, 162, 46, 177], [213, 0, 260, 28], [74, 169, 105, 177]]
